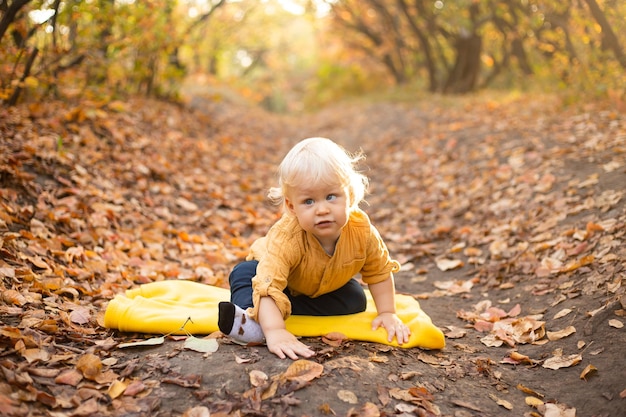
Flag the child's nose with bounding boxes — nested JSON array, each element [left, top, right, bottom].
[[316, 201, 330, 214]]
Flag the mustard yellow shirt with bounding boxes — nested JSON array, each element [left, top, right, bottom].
[[246, 208, 400, 320]]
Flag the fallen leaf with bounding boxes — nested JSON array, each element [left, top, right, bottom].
[[580, 364, 597, 380], [54, 369, 83, 386], [249, 370, 268, 387], [417, 352, 441, 365], [182, 406, 211, 417], [26, 367, 60, 378], [489, 393, 513, 410], [444, 326, 467, 339], [388, 387, 415, 402], [76, 353, 102, 380], [235, 354, 253, 364], [507, 304, 522, 317], [525, 396, 544, 408], [553, 308, 572, 319], [124, 379, 147, 396], [510, 316, 546, 344], [72, 398, 99, 415], [118, 336, 165, 348], [408, 386, 434, 401], [560, 254, 594, 273], [395, 403, 420, 414], [280, 359, 324, 383], [183, 336, 218, 353], [474, 320, 494, 332], [435, 258, 464, 271], [542, 353, 582, 370], [433, 279, 473, 293], [400, 370, 421, 380], [20, 347, 50, 364], [162, 374, 201, 388], [69, 307, 91, 325], [377, 384, 390, 406], [322, 331, 347, 346], [587, 305, 606, 317], [608, 319, 623, 328], [537, 402, 577, 417], [547, 326, 576, 341], [351, 402, 380, 417], [108, 379, 129, 399], [338, 389, 358, 404], [34, 390, 56, 408], [1, 289, 27, 306], [504, 351, 539, 365], [101, 357, 118, 366], [245, 359, 324, 402], [369, 353, 388, 363], [517, 383, 544, 398]]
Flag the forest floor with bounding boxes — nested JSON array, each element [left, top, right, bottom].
[[0, 89, 625, 417]]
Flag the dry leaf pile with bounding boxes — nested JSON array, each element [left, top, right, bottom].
[[1, 93, 625, 416], [0, 98, 290, 416]]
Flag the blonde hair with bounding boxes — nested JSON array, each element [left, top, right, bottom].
[[268, 137, 368, 211]]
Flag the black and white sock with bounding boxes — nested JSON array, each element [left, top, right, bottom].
[[218, 302, 264, 344]]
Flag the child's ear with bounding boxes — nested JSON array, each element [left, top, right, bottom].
[[285, 198, 296, 214]]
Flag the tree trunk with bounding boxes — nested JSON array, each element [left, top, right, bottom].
[[331, 2, 406, 85], [444, 32, 482, 94], [511, 38, 533, 75], [396, 0, 438, 92], [0, 0, 31, 43], [583, 0, 626, 68], [6, 46, 38, 105]]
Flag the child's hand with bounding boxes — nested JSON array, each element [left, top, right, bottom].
[[372, 312, 411, 345], [265, 328, 316, 360]]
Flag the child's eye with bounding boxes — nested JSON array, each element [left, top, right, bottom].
[[326, 194, 337, 201], [304, 198, 314, 206]]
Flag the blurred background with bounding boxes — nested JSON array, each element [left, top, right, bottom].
[[1, 0, 625, 111]]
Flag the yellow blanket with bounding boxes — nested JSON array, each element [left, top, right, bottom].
[[104, 280, 445, 350]]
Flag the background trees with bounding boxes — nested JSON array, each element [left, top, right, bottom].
[[325, 0, 626, 95], [1, 0, 624, 109]]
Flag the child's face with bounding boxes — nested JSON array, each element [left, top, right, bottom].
[[285, 181, 350, 248]]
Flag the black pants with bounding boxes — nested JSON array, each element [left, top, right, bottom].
[[229, 260, 367, 316]]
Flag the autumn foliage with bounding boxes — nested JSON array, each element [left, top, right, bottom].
[[0, 4, 625, 415], [1, 0, 625, 109]]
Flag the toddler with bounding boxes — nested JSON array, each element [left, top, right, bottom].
[[218, 137, 410, 360]]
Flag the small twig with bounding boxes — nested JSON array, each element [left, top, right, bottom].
[[52, 341, 85, 354]]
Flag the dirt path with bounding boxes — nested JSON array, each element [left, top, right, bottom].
[[144, 94, 625, 417], [1, 93, 624, 417]]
